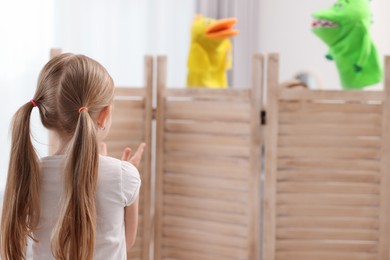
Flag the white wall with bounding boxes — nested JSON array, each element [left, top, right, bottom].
[[370, 0, 390, 68], [0, 0, 54, 194], [54, 0, 195, 87], [258, 0, 390, 90]]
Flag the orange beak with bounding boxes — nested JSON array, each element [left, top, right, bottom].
[[205, 18, 239, 40]]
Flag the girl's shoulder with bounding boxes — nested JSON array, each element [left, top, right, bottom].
[[99, 156, 141, 206], [99, 155, 140, 178]]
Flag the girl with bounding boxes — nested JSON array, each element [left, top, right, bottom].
[[1, 54, 144, 260]]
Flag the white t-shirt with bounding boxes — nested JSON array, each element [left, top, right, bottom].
[[32, 155, 141, 260]]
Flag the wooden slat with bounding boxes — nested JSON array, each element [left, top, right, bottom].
[[378, 56, 390, 258], [110, 120, 144, 130], [277, 205, 379, 218], [276, 228, 379, 241], [106, 131, 144, 144], [277, 182, 380, 195], [107, 140, 145, 150], [248, 54, 263, 260], [277, 169, 380, 183], [114, 87, 146, 97], [164, 88, 250, 101], [165, 120, 250, 135], [163, 195, 248, 215], [164, 132, 250, 147], [164, 140, 250, 157], [264, 53, 280, 260], [163, 173, 249, 191], [279, 136, 381, 149], [277, 170, 380, 183], [277, 216, 379, 230], [278, 158, 380, 171], [164, 155, 250, 180], [112, 107, 144, 119], [279, 101, 382, 114], [163, 226, 248, 248], [276, 240, 378, 252], [279, 89, 384, 101], [275, 251, 377, 260], [154, 56, 166, 260], [277, 194, 379, 207], [162, 247, 227, 260], [163, 184, 249, 202], [139, 56, 153, 260], [165, 100, 250, 122], [163, 215, 248, 238], [113, 98, 145, 108], [107, 127, 144, 135], [279, 112, 382, 125], [163, 205, 248, 225], [162, 237, 249, 259], [278, 147, 380, 160], [279, 124, 381, 137]]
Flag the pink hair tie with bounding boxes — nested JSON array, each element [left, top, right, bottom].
[[78, 107, 88, 113], [30, 99, 37, 107]]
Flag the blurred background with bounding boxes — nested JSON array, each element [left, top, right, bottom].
[[0, 0, 389, 199]]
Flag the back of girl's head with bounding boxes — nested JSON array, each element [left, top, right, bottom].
[[36, 53, 74, 130], [0, 53, 114, 260], [51, 55, 114, 260], [56, 55, 114, 135]]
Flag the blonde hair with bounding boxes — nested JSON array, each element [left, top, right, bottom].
[[1, 53, 72, 260], [0, 54, 114, 260]]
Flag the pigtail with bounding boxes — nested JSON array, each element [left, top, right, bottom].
[[52, 109, 98, 260], [1, 102, 40, 260]]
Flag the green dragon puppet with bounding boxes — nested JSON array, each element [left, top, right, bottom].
[[312, 0, 382, 89], [186, 15, 239, 88]]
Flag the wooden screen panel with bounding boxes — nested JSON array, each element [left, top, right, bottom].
[[104, 58, 153, 260], [263, 54, 390, 260], [154, 56, 263, 260]]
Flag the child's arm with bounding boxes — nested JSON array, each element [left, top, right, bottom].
[[125, 195, 139, 249], [122, 143, 144, 249]]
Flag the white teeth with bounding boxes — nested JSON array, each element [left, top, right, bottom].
[[313, 19, 337, 28]]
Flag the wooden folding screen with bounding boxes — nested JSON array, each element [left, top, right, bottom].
[[104, 57, 153, 260], [154, 56, 262, 260], [48, 50, 153, 260], [263, 54, 390, 260]]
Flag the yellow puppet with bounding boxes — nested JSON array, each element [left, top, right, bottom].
[[186, 15, 239, 88]]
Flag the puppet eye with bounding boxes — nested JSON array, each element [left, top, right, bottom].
[[204, 20, 211, 26]]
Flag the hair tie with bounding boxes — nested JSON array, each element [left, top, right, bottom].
[[30, 99, 37, 107], [78, 107, 88, 113]]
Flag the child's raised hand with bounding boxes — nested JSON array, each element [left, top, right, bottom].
[[122, 143, 146, 169], [100, 142, 146, 169]]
